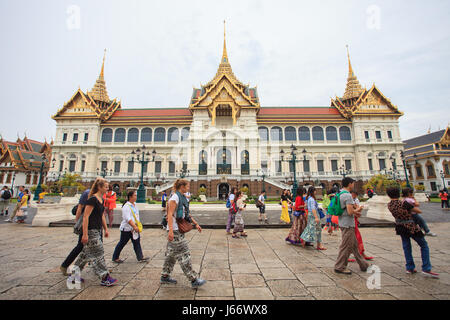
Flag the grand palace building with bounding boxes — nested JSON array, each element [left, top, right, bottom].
[[49, 28, 406, 199]]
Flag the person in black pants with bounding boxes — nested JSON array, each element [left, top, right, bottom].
[[112, 191, 149, 263], [60, 189, 90, 275]]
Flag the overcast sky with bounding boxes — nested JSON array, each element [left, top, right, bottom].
[[1, 0, 449, 142]]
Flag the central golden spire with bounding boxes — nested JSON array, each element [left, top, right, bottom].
[[343, 45, 364, 100], [222, 20, 228, 63], [89, 49, 110, 103], [215, 20, 235, 78]]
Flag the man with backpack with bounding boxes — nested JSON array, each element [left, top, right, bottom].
[[0, 186, 12, 216], [333, 177, 370, 275]]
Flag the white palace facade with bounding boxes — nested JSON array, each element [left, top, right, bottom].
[[49, 31, 406, 199]]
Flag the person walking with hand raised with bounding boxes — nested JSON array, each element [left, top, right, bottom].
[[112, 190, 149, 263]]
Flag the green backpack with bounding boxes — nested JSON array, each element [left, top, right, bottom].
[[328, 190, 349, 216]]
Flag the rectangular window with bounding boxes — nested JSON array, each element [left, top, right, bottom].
[[73, 133, 78, 142], [416, 166, 423, 178], [331, 160, 338, 172], [63, 133, 68, 142], [69, 160, 76, 172], [368, 159, 373, 171], [431, 182, 437, 192], [143, 162, 148, 174], [317, 160, 324, 172], [426, 165, 435, 177], [289, 161, 295, 173], [84, 133, 89, 142], [375, 131, 382, 140], [26, 175, 31, 184], [275, 160, 282, 173], [169, 161, 175, 174], [379, 159, 386, 170], [114, 161, 121, 173], [81, 160, 86, 172], [387, 131, 393, 140], [155, 161, 161, 174], [101, 161, 107, 171], [345, 160, 352, 170], [182, 162, 187, 171], [128, 161, 134, 174], [6, 174, 12, 183], [59, 160, 64, 172], [33, 175, 38, 185], [303, 160, 310, 173], [364, 131, 370, 140], [444, 163, 450, 175], [261, 161, 268, 173]]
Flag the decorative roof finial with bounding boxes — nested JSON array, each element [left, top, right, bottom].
[[100, 48, 106, 78], [89, 50, 110, 103], [343, 45, 364, 100], [222, 20, 228, 63], [346, 45, 353, 77]]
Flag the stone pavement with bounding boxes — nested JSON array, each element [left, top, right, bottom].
[[0, 221, 449, 300]]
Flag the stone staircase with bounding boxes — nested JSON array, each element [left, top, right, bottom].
[[264, 177, 291, 190], [156, 181, 174, 193]]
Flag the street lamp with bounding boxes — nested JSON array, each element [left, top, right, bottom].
[[338, 164, 351, 178], [257, 169, 267, 194], [176, 167, 190, 179], [33, 154, 48, 201], [400, 151, 411, 188], [438, 170, 447, 191], [96, 167, 112, 178], [280, 145, 302, 197], [130, 145, 156, 203]]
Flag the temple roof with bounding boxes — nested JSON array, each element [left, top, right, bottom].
[[403, 127, 450, 160], [342, 46, 364, 101], [0, 136, 51, 172], [88, 49, 110, 103]]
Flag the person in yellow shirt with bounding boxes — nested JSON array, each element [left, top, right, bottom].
[[16, 189, 29, 223]]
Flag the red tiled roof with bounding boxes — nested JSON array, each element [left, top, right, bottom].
[[112, 108, 191, 118], [258, 107, 341, 116]]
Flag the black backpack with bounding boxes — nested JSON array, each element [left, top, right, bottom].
[[1, 190, 11, 200]]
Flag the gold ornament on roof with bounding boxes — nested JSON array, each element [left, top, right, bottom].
[[89, 49, 110, 103], [343, 45, 364, 100]]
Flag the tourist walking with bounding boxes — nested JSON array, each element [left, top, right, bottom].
[[0, 186, 12, 216], [103, 185, 116, 228], [60, 188, 90, 276], [232, 191, 248, 238], [334, 178, 369, 275], [348, 191, 373, 262], [4, 185, 24, 222], [112, 191, 149, 263], [322, 190, 333, 235], [387, 187, 439, 278], [439, 189, 448, 209], [286, 187, 307, 245], [300, 187, 326, 250], [256, 191, 268, 224], [160, 179, 206, 288], [70, 178, 118, 287], [280, 189, 290, 224], [162, 191, 167, 212], [15, 189, 29, 224], [226, 187, 238, 234], [402, 188, 436, 236]]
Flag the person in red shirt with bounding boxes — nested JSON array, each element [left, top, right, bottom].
[[439, 189, 448, 209], [103, 185, 117, 228], [285, 187, 307, 245]]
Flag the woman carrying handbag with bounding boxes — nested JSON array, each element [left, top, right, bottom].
[[112, 191, 149, 263]]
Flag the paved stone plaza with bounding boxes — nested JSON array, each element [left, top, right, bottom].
[[0, 220, 449, 300]]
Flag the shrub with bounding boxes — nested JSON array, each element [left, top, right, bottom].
[[199, 187, 207, 195], [415, 184, 425, 192]]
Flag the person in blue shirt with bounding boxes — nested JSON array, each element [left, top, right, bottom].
[[5, 185, 24, 222], [60, 188, 90, 275]]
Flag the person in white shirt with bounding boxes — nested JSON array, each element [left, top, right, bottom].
[[112, 191, 149, 263], [226, 187, 238, 234], [257, 191, 268, 224], [160, 179, 206, 288]]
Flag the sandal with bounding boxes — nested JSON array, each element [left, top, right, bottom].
[[241, 233, 248, 237], [113, 259, 124, 264], [348, 258, 356, 262], [364, 256, 374, 261], [316, 247, 327, 251], [232, 235, 239, 239]]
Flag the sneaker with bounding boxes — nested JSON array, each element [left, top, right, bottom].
[[425, 232, 437, 237], [191, 278, 206, 288], [4, 218, 11, 222], [138, 257, 149, 263], [334, 268, 352, 275], [422, 271, 439, 278], [160, 276, 177, 284], [101, 275, 118, 287], [60, 266, 68, 276], [406, 269, 417, 274]]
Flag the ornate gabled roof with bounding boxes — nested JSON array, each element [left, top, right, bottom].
[[52, 51, 121, 122], [0, 136, 51, 172], [330, 46, 403, 119], [189, 22, 260, 125]]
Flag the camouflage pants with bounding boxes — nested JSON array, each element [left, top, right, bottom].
[[161, 231, 197, 282], [74, 229, 108, 279]]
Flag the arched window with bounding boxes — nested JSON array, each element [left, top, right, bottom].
[[326, 126, 338, 141], [270, 127, 283, 141], [101, 128, 112, 142], [217, 148, 231, 164], [168, 127, 179, 142], [114, 128, 126, 143], [127, 128, 139, 143], [199, 150, 208, 163], [154, 128, 166, 142], [241, 150, 249, 164], [312, 126, 324, 141], [299, 127, 310, 141], [285, 127, 297, 141], [339, 126, 352, 141], [141, 128, 152, 142], [258, 127, 269, 141], [181, 127, 190, 141]]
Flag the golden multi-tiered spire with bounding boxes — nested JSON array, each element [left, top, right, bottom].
[[89, 49, 110, 103], [214, 20, 238, 81], [343, 45, 364, 100]]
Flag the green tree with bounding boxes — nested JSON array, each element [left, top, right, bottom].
[[363, 174, 399, 195]]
